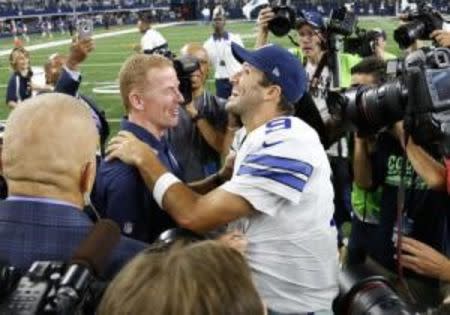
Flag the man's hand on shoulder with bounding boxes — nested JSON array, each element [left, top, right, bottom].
[[106, 131, 156, 168]]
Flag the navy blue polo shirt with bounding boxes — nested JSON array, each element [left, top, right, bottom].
[[6, 71, 32, 104], [93, 119, 182, 244]]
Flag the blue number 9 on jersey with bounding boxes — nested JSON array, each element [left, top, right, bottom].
[[265, 117, 292, 134]]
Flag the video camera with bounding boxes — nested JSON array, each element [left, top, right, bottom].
[[334, 264, 449, 315], [327, 47, 450, 146], [327, 6, 388, 58], [142, 49, 199, 105], [266, 2, 380, 58], [0, 220, 120, 315], [394, 0, 445, 49]]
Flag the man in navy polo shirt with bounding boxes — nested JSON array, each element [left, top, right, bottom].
[[93, 54, 184, 243]]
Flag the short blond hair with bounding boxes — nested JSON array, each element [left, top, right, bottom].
[[118, 53, 173, 112], [98, 240, 264, 315]]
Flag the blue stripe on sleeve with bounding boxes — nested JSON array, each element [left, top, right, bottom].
[[243, 154, 313, 178], [237, 165, 307, 192]]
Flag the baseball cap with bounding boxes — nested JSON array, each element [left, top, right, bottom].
[[296, 10, 325, 30], [231, 43, 307, 104]]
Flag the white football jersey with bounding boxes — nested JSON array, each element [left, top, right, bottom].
[[222, 116, 338, 313]]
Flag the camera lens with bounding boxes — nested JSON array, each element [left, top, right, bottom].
[[394, 20, 426, 49], [345, 81, 406, 134], [268, 6, 295, 37]]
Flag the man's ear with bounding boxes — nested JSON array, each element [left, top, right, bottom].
[[80, 160, 95, 195], [129, 90, 144, 111], [265, 85, 282, 103]]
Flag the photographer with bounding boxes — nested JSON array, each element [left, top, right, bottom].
[[370, 28, 397, 60], [257, 8, 361, 246], [349, 114, 450, 307], [167, 43, 229, 182], [347, 56, 387, 266]]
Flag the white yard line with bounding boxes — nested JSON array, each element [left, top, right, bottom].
[[0, 22, 178, 57]]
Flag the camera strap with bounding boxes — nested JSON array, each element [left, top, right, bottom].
[[395, 134, 417, 304], [308, 53, 328, 92]]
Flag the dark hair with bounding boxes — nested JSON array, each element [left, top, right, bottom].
[[351, 56, 387, 83], [259, 73, 294, 114], [138, 12, 152, 24]]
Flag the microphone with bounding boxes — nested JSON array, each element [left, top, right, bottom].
[[45, 219, 121, 314]]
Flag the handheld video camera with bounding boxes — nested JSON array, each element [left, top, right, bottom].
[[327, 6, 384, 58], [327, 47, 450, 146], [394, 0, 445, 49], [0, 219, 120, 315], [0, 261, 104, 315]]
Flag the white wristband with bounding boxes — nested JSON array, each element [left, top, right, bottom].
[[153, 173, 181, 209]]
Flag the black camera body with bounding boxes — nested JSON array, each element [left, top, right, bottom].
[[342, 28, 382, 58], [173, 56, 199, 106], [328, 47, 450, 145], [0, 260, 103, 315], [327, 7, 358, 37], [394, 0, 444, 49], [267, 0, 296, 37], [327, 7, 382, 58]]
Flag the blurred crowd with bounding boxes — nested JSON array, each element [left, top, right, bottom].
[[0, 3, 450, 315]]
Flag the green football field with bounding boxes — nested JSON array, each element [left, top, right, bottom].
[[0, 17, 404, 136]]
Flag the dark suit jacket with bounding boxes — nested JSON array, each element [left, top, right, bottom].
[[0, 199, 146, 278], [55, 68, 110, 154]]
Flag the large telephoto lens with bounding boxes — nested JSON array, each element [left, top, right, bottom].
[[335, 265, 421, 315], [344, 80, 406, 134], [394, 20, 426, 49]]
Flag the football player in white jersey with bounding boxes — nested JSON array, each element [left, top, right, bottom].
[[106, 44, 338, 315]]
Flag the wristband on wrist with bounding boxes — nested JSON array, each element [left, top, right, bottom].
[[153, 173, 181, 209]]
